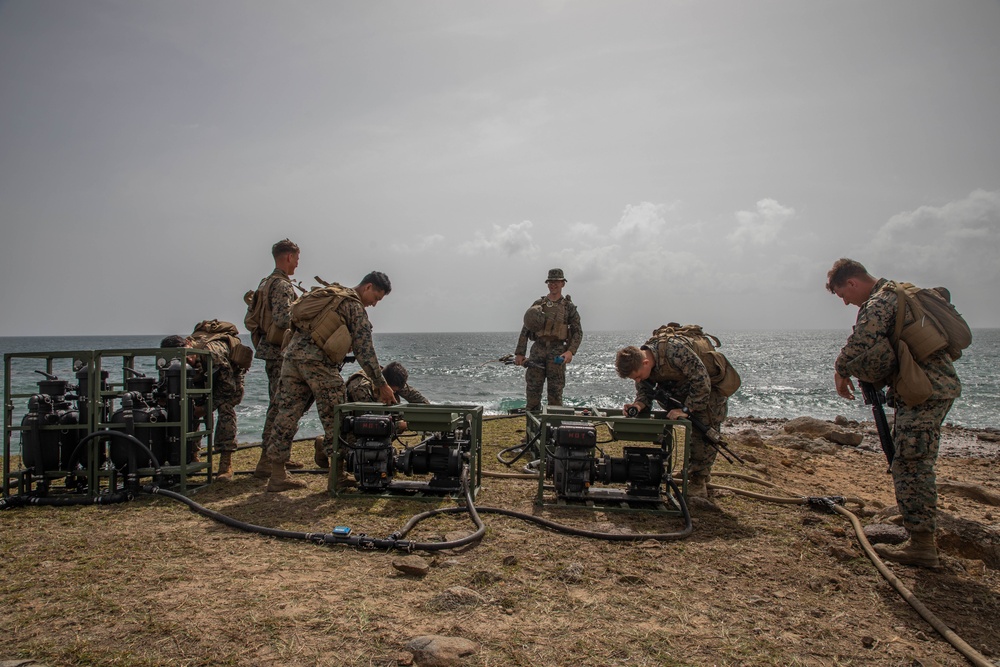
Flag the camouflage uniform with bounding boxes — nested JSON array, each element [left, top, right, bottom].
[[189, 338, 245, 453], [515, 296, 583, 411], [635, 337, 728, 481], [265, 289, 386, 464], [347, 369, 429, 404], [835, 278, 961, 533], [251, 269, 296, 445]]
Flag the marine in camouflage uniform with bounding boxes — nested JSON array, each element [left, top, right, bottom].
[[264, 272, 394, 491], [247, 240, 300, 475], [255, 270, 296, 441], [828, 258, 961, 567], [628, 337, 728, 487], [347, 367, 429, 404], [514, 268, 583, 411], [190, 338, 246, 454]]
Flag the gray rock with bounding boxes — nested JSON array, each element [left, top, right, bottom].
[[863, 523, 908, 545], [783, 416, 863, 446], [393, 555, 431, 577], [405, 635, 477, 667]]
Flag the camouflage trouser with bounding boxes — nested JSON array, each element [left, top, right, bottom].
[[890, 397, 954, 533], [212, 371, 245, 452], [680, 388, 729, 481], [265, 357, 345, 464], [525, 340, 569, 411], [260, 358, 283, 445]]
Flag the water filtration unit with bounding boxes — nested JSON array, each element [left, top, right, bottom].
[[330, 403, 483, 498], [528, 406, 690, 513], [3, 347, 214, 499]]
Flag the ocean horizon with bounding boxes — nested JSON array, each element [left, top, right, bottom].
[[3, 329, 998, 454]]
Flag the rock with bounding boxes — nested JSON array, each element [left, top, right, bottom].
[[863, 523, 908, 545], [426, 586, 485, 611], [392, 555, 431, 577], [937, 513, 1000, 568], [502, 555, 518, 566], [769, 434, 840, 455], [976, 432, 1000, 443], [834, 415, 850, 426], [557, 562, 586, 583], [731, 429, 765, 448], [783, 416, 863, 446], [405, 635, 477, 667]]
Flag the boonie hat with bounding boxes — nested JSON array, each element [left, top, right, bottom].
[[546, 268, 566, 282]]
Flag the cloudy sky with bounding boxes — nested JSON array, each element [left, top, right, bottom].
[[1, 0, 998, 337]]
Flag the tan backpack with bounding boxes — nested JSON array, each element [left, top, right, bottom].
[[189, 320, 253, 371], [648, 324, 742, 397], [889, 282, 972, 361], [243, 274, 289, 347], [288, 284, 361, 364]]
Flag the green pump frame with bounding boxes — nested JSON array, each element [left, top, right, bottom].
[[3, 347, 214, 499]]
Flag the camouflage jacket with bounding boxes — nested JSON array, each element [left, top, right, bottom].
[[189, 339, 244, 394], [254, 269, 295, 361], [284, 289, 386, 390], [635, 337, 712, 414], [515, 295, 583, 356], [347, 369, 429, 404], [835, 278, 961, 401]]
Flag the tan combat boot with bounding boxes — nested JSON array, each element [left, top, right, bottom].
[[253, 448, 271, 479], [873, 531, 940, 568], [334, 457, 357, 489], [216, 450, 234, 481], [687, 475, 710, 499], [266, 461, 307, 492], [314, 436, 330, 469]]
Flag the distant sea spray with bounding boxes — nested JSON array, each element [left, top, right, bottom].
[[2, 330, 997, 453]]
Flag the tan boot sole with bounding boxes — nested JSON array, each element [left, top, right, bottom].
[[266, 478, 308, 492]]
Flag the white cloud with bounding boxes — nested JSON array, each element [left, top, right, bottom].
[[611, 201, 679, 238], [869, 189, 1000, 280], [459, 220, 540, 257], [728, 198, 796, 246], [390, 234, 445, 253]]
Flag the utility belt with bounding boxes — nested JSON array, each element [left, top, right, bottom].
[[534, 336, 567, 345]]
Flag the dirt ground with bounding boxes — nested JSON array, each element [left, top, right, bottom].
[[1, 415, 999, 667]]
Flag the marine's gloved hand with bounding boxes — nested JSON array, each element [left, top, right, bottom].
[[514, 354, 526, 367]]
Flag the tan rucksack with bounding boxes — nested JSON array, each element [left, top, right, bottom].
[[288, 284, 361, 364], [189, 320, 253, 371], [243, 274, 289, 347], [649, 324, 742, 397], [889, 282, 972, 361]]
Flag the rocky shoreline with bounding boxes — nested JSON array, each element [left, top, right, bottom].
[[725, 415, 1000, 459]]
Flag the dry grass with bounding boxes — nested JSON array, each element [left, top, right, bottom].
[[1, 416, 999, 667]]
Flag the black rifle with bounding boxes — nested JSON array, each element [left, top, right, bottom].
[[859, 381, 895, 469], [492, 354, 546, 370], [637, 381, 744, 465]]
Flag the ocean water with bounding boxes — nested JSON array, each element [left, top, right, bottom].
[[2, 330, 998, 453]]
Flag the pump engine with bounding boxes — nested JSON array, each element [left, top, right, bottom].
[[19, 371, 81, 474], [544, 423, 667, 502]]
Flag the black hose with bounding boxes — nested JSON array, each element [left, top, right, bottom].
[[141, 465, 487, 553], [393, 477, 693, 542], [66, 430, 162, 472]]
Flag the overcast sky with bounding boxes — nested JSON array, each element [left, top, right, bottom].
[[1, 0, 998, 337]]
